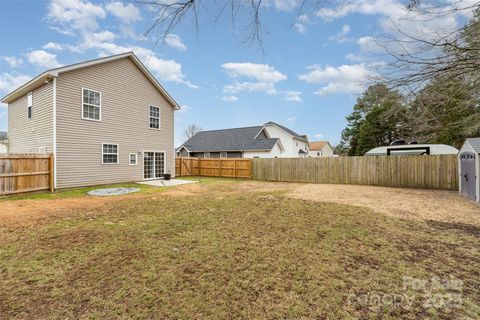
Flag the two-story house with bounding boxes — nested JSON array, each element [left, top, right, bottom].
[[1, 52, 179, 189], [176, 122, 309, 158]]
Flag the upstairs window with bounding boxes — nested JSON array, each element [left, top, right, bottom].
[[27, 92, 33, 119], [220, 152, 227, 158], [82, 88, 101, 121], [149, 105, 160, 129], [102, 144, 118, 164], [204, 152, 210, 158]]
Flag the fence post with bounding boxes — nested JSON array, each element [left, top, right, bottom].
[[179, 157, 182, 177], [49, 154, 55, 192], [233, 159, 236, 179]]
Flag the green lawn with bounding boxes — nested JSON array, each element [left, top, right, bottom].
[[0, 180, 478, 319]]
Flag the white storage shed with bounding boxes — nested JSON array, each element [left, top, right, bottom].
[[459, 138, 480, 202]]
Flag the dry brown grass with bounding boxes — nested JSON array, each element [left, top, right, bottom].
[[286, 183, 480, 227], [0, 178, 479, 319]]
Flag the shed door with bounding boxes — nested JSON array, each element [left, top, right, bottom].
[[460, 152, 476, 201]]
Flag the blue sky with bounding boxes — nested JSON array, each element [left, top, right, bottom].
[[0, 0, 471, 145]]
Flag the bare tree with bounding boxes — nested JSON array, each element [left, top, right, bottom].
[[184, 123, 203, 141], [378, 1, 480, 92]]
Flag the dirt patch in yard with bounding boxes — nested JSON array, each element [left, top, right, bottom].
[[0, 197, 110, 228], [287, 183, 480, 227]]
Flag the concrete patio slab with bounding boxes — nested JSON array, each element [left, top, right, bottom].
[[137, 179, 198, 187]]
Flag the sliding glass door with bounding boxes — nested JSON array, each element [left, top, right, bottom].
[[144, 151, 165, 179]]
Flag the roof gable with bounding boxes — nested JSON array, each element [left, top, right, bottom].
[[309, 141, 331, 150], [466, 138, 480, 153], [1, 52, 180, 110], [263, 122, 308, 142], [181, 126, 279, 152]]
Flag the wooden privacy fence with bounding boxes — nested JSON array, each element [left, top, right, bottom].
[[0, 154, 54, 195], [252, 155, 458, 190], [176, 157, 252, 178]]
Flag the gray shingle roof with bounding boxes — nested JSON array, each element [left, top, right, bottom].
[[264, 122, 308, 142], [0, 131, 7, 140], [466, 138, 480, 153], [181, 126, 279, 152]]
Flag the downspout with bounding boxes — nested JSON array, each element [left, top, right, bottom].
[[52, 76, 57, 190]]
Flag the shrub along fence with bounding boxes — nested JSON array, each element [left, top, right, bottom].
[[175, 157, 252, 179], [251, 155, 458, 190], [0, 154, 54, 195]]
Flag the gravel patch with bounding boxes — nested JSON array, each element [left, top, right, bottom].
[[87, 187, 141, 197]]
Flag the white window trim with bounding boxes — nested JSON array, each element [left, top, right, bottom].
[[142, 150, 167, 180], [82, 87, 102, 122], [129, 153, 138, 166], [220, 152, 227, 158], [101, 143, 119, 165], [204, 152, 210, 158], [149, 105, 161, 130], [27, 92, 33, 119]]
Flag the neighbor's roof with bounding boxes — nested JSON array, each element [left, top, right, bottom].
[[180, 126, 279, 152], [309, 141, 330, 150], [466, 138, 480, 153], [0, 131, 7, 140], [0, 52, 180, 110], [264, 122, 308, 142]]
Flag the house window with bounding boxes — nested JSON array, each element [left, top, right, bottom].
[[149, 105, 160, 129], [204, 152, 210, 158], [102, 144, 118, 164], [82, 88, 101, 121], [27, 92, 33, 119], [129, 153, 137, 165], [220, 152, 227, 158], [317, 152, 320, 156]]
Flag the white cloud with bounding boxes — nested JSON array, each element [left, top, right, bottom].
[[47, 0, 106, 32], [222, 63, 287, 82], [316, 0, 403, 21], [329, 24, 352, 43], [2, 56, 23, 68], [222, 62, 286, 95], [165, 34, 187, 51], [224, 82, 277, 95], [42, 42, 64, 51], [284, 91, 302, 102], [85, 31, 118, 43], [274, 0, 301, 12], [315, 133, 324, 139], [221, 95, 239, 102], [178, 104, 191, 112], [299, 63, 374, 96], [106, 1, 141, 23], [92, 42, 197, 88], [0, 73, 32, 94], [26, 50, 62, 69], [294, 14, 310, 34], [286, 117, 296, 123], [318, 0, 467, 56]]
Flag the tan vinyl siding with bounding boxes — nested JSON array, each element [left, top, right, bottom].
[[7, 82, 53, 153], [56, 57, 175, 188]]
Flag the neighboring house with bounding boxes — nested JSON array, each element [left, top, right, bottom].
[[0, 131, 7, 153], [308, 141, 334, 157], [177, 121, 309, 158], [1, 52, 179, 189]]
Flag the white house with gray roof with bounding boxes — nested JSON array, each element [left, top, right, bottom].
[[177, 122, 309, 158], [0, 131, 7, 153], [1, 52, 179, 189]]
